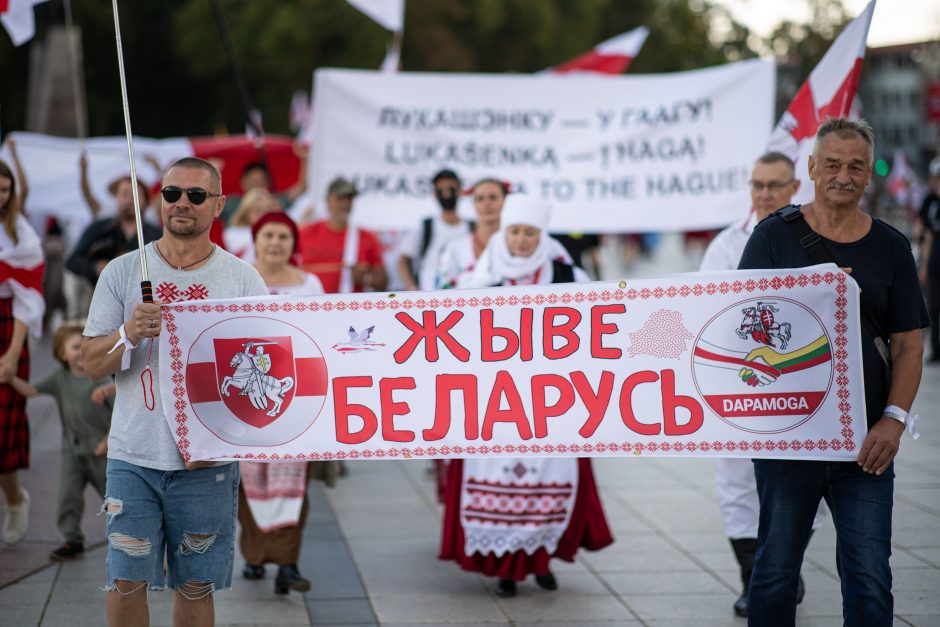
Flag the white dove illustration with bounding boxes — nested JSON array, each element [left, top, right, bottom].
[[348, 325, 375, 344]]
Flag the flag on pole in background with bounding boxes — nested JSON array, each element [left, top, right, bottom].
[[767, 0, 876, 204], [548, 26, 649, 75], [346, 0, 403, 32], [1, 0, 50, 46]]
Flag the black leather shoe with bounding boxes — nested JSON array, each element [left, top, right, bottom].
[[535, 572, 558, 591], [733, 591, 748, 617], [797, 575, 806, 605], [494, 578, 516, 598], [242, 563, 265, 580], [275, 564, 311, 594]]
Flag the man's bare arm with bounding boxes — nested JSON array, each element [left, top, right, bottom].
[[82, 302, 162, 379], [856, 328, 924, 475]]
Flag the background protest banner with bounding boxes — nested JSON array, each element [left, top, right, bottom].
[[0, 132, 302, 246], [309, 60, 775, 232], [160, 264, 865, 463]]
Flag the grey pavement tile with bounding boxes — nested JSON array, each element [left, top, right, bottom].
[[370, 593, 506, 623], [580, 545, 702, 573], [0, 579, 53, 605], [47, 579, 107, 604], [897, 616, 940, 627], [625, 592, 739, 622], [213, 598, 310, 624], [892, 528, 940, 548], [308, 598, 379, 624], [892, 567, 940, 591], [0, 604, 45, 626], [356, 563, 489, 597], [895, 588, 940, 615], [496, 592, 636, 623], [601, 571, 730, 596], [37, 601, 105, 627]]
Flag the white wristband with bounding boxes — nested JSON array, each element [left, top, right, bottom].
[[884, 405, 920, 440], [107, 323, 138, 371]]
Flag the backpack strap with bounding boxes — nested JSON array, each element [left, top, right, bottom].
[[774, 205, 892, 369], [419, 217, 434, 259], [551, 259, 575, 284]]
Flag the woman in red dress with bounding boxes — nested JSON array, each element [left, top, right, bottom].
[[0, 158, 45, 545], [439, 194, 614, 597]]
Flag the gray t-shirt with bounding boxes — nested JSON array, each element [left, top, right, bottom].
[[84, 243, 267, 470]]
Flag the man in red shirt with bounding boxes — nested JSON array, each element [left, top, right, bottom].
[[299, 178, 387, 293]]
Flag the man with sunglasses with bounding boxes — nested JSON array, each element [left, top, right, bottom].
[[81, 157, 267, 627], [699, 151, 826, 617], [396, 169, 473, 292]]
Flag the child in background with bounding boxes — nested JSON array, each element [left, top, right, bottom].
[[5, 321, 114, 560]]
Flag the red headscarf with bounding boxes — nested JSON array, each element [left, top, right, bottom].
[[251, 211, 300, 258]]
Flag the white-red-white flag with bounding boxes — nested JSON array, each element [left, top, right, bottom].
[[0, 215, 45, 338], [346, 0, 403, 32], [548, 26, 649, 75], [767, 0, 876, 204], [887, 148, 920, 208], [1, 0, 49, 46]]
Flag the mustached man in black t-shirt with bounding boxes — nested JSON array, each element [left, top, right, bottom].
[[738, 118, 929, 627]]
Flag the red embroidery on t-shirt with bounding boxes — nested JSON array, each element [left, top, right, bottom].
[[155, 281, 209, 303]]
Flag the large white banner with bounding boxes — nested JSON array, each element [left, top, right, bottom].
[[160, 265, 866, 463], [310, 60, 775, 232]]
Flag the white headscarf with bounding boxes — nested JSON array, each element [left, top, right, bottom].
[[462, 194, 557, 288]]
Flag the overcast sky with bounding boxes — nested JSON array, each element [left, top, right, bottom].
[[714, 0, 940, 48]]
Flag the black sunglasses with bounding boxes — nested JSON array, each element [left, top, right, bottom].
[[160, 186, 221, 205]]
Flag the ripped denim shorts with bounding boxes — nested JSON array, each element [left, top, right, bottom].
[[101, 458, 239, 596]]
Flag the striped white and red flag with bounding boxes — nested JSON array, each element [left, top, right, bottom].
[[1, 0, 50, 46], [547, 26, 649, 75], [767, 0, 876, 204], [0, 216, 45, 337]]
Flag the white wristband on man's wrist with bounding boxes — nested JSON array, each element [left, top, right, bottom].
[[883, 405, 920, 440], [107, 323, 138, 371]]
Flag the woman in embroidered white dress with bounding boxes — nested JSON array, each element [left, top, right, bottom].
[[439, 194, 613, 598], [238, 212, 331, 594]]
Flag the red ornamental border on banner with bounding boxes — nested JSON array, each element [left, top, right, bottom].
[[162, 270, 855, 462]]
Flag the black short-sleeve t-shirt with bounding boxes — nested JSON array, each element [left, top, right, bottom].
[[738, 212, 930, 427]]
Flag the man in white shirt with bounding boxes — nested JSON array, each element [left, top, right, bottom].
[[396, 169, 472, 292], [700, 152, 823, 617]]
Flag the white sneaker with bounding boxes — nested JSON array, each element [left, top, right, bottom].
[[3, 488, 30, 544]]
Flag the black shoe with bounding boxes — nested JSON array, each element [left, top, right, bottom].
[[733, 590, 748, 617], [50, 542, 84, 561], [535, 572, 558, 591], [797, 574, 806, 604], [242, 563, 265, 580], [275, 564, 310, 595], [494, 578, 517, 598]]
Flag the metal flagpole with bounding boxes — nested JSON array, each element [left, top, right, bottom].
[[109, 0, 152, 303]]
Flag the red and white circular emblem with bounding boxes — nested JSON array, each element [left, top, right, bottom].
[[184, 316, 328, 446], [691, 297, 834, 434]]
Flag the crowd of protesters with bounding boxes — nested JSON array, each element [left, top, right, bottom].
[[0, 120, 936, 626]]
